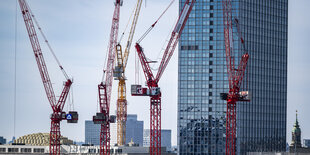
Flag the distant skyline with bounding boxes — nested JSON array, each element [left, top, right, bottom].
[[0, 0, 310, 147]]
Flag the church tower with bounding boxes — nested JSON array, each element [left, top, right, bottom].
[[290, 110, 301, 148]]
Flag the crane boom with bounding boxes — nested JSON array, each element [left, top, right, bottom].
[[18, 1, 76, 154], [19, 0, 56, 109], [155, 2, 192, 82], [132, 1, 195, 154], [122, 0, 142, 69], [105, 0, 122, 103]]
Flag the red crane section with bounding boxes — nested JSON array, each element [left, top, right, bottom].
[[132, 1, 195, 154], [221, 0, 250, 154], [18, 1, 77, 155], [93, 0, 122, 155]]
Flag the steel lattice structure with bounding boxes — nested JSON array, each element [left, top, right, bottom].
[[93, 0, 122, 155], [132, 1, 195, 154], [18, 1, 78, 154], [221, 0, 250, 154], [114, 0, 143, 146]]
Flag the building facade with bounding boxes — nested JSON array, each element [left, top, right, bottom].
[[85, 114, 143, 146], [177, 0, 288, 154], [85, 120, 101, 145], [143, 129, 172, 151], [0, 136, 6, 145], [125, 114, 144, 146]]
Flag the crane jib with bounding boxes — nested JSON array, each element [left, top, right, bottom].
[[174, 4, 190, 33]]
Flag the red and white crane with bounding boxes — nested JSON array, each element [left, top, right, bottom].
[[92, 0, 122, 155], [221, 0, 250, 154], [131, 0, 195, 154], [18, 1, 78, 155]]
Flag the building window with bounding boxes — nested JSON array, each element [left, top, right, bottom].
[[8, 148, 18, 153], [210, 36, 213, 41], [210, 28, 213, 33], [209, 45, 213, 50], [210, 5, 214, 10], [210, 13, 214, 18], [209, 84, 213, 88], [209, 92, 213, 96], [209, 53, 213, 57], [209, 61, 213, 65], [33, 148, 44, 153], [21, 148, 31, 153], [209, 99, 212, 104], [210, 21, 214, 25], [209, 76, 213, 81], [0, 148, 6, 152], [209, 107, 212, 112], [209, 69, 213, 73]]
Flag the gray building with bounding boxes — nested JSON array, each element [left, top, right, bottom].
[[125, 114, 144, 146], [143, 129, 172, 151], [0, 137, 6, 145], [178, 0, 288, 154], [85, 120, 101, 145], [85, 114, 143, 146], [304, 139, 310, 148]]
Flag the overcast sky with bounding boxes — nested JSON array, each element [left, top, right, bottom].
[[0, 0, 309, 147]]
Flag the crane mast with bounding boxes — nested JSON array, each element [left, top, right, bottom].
[[114, 0, 143, 146], [93, 0, 122, 154], [132, 1, 195, 154], [18, 1, 78, 155], [221, 0, 250, 154]]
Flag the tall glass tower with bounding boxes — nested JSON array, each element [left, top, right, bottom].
[[177, 0, 288, 154]]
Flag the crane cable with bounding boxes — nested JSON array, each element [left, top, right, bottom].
[[27, 5, 70, 80], [14, 0, 18, 139], [137, 0, 175, 43]]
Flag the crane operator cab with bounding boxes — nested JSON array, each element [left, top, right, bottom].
[[93, 112, 116, 124], [66, 111, 79, 123], [131, 85, 160, 96]]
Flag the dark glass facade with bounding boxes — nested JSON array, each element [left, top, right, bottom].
[[177, 0, 288, 154]]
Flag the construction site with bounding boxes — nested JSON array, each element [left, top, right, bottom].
[[1, 0, 308, 155]]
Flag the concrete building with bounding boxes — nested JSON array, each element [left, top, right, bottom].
[[143, 129, 172, 151], [0, 144, 176, 154], [178, 0, 288, 154], [0, 136, 6, 145]]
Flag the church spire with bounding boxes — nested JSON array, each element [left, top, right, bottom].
[[290, 110, 301, 148]]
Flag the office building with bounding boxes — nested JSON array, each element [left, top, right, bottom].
[[85, 120, 101, 145], [304, 139, 310, 148], [125, 114, 144, 146], [178, 0, 288, 154], [143, 129, 172, 151], [0, 137, 6, 145], [85, 114, 143, 146]]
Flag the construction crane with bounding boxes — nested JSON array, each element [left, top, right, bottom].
[[18, 0, 78, 155], [113, 0, 143, 146], [131, 0, 195, 154], [221, 0, 250, 154], [92, 0, 122, 154]]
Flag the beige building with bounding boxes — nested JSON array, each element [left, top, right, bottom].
[[14, 133, 73, 146]]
